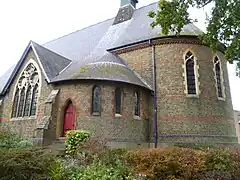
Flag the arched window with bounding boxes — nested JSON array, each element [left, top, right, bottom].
[[30, 84, 39, 116], [185, 51, 196, 95], [12, 62, 40, 118], [115, 87, 122, 114], [134, 91, 140, 116], [92, 86, 101, 114], [214, 56, 223, 98], [17, 87, 25, 117], [24, 87, 32, 116], [12, 89, 19, 118]]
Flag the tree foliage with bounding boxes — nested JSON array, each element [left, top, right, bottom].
[[149, 0, 240, 69]]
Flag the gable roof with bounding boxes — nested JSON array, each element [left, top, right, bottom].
[[0, 2, 204, 95], [31, 42, 71, 80], [0, 41, 71, 95]]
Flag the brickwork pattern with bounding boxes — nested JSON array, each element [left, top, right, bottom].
[[55, 81, 150, 142], [118, 42, 237, 144]]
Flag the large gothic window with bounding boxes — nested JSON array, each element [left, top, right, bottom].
[[214, 56, 224, 98], [12, 63, 40, 118], [185, 51, 196, 95], [92, 86, 101, 115], [115, 87, 122, 114], [134, 91, 140, 117]]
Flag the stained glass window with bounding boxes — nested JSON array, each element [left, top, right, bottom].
[[12, 89, 19, 118], [185, 51, 196, 94], [214, 57, 223, 98], [115, 88, 122, 114], [92, 86, 101, 114], [24, 87, 32, 116], [30, 84, 39, 116], [12, 63, 40, 118], [17, 88, 25, 117], [134, 91, 140, 116]]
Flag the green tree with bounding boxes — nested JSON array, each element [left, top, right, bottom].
[[149, 0, 240, 71]]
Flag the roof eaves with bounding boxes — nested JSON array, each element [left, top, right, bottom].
[[107, 35, 199, 52], [49, 78, 152, 91]]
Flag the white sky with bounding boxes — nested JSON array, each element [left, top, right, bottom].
[[0, 0, 239, 110]]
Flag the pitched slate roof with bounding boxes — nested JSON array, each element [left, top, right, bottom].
[[31, 42, 71, 80], [0, 2, 203, 95], [0, 41, 71, 95], [0, 65, 15, 94]]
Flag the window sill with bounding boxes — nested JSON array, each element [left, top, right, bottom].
[[92, 112, 100, 116], [11, 116, 36, 121], [133, 115, 141, 120], [186, 94, 199, 98], [217, 97, 225, 101], [115, 114, 122, 118]]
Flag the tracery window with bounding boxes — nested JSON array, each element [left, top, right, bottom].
[[12, 63, 40, 118], [134, 91, 140, 117], [185, 51, 197, 95], [213, 56, 224, 98], [92, 86, 101, 115], [115, 87, 122, 114]]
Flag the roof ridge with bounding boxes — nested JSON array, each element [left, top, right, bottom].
[[31, 41, 72, 63], [42, 2, 158, 46], [42, 18, 114, 46], [136, 1, 158, 11]]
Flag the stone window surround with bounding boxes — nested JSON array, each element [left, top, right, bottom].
[[90, 84, 142, 120], [134, 90, 141, 119], [11, 59, 42, 121], [91, 85, 101, 116], [182, 49, 200, 98], [114, 87, 124, 117], [213, 55, 226, 101]]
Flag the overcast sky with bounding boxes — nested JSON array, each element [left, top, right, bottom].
[[0, 0, 239, 110]]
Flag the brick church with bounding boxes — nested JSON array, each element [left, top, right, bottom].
[[0, 0, 238, 147]]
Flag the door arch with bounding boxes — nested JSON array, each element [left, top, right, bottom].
[[63, 101, 76, 136]]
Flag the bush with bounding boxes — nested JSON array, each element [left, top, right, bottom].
[[0, 147, 57, 180], [65, 130, 90, 155], [68, 160, 134, 180], [16, 140, 34, 148], [126, 147, 206, 179], [0, 125, 22, 148]]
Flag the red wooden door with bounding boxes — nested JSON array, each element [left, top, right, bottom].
[[63, 103, 76, 136]]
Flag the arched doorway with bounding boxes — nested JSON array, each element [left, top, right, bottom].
[[63, 102, 76, 136]]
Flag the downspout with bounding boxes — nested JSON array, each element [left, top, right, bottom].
[[149, 39, 158, 148]]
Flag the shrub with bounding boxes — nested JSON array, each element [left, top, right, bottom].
[[0, 147, 57, 180], [0, 124, 22, 148], [16, 140, 34, 148], [126, 147, 206, 179], [68, 160, 134, 180], [65, 130, 90, 155]]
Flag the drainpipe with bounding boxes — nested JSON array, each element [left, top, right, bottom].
[[149, 40, 158, 148]]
